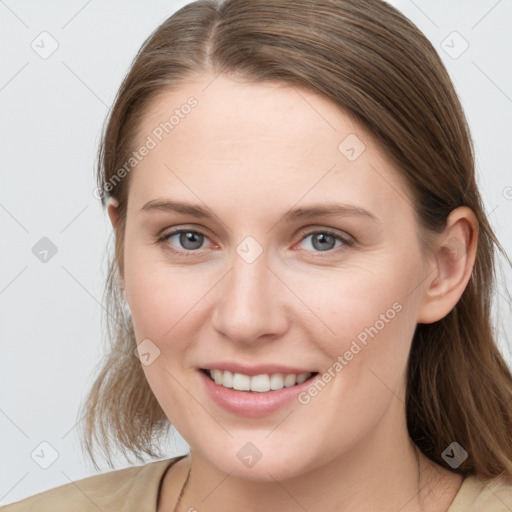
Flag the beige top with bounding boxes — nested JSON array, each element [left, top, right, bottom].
[[2, 455, 512, 511]]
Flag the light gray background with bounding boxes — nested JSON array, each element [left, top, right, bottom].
[[1, 0, 511, 506]]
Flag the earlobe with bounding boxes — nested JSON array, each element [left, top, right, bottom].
[[417, 207, 478, 324], [107, 197, 120, 230]]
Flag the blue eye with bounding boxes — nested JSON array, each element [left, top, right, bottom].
[[298, 231, 349, 252], [158, 229, 211, 256]]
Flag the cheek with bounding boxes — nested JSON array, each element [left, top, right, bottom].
[[123, 237, 206, 340], [286, 262, 421, 443], [290, 254, 422, 388]]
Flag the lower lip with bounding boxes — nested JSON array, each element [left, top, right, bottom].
[[198, 369, 319, 417]]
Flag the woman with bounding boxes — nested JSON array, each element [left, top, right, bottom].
[[3, 0, 512, 510]]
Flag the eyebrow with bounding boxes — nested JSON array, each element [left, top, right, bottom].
[[140, 199, 379, 223]]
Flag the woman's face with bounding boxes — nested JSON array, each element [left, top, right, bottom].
[[117, 73, 434, 480]]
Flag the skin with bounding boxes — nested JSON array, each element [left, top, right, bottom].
[[107, 73, 477, 512]]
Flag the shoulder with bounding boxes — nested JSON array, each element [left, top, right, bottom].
[[0, 455, 186, 512], [448, 472, 512, 511]]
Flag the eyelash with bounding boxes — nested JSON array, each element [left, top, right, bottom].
[[156, 227, 353, 258]]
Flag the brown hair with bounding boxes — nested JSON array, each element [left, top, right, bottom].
[[81, 0, 512, 478]]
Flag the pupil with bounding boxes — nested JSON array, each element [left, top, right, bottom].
[[313, 233, 334, 251], [181, 231, 203, 250]]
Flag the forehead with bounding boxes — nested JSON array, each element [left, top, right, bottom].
[[129, 74, 413, 222]]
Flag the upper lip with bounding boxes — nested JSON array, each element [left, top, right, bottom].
[[200, 362, 317, 376]]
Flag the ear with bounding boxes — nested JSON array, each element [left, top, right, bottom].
[[106, 197, 125, 288], [417, 206, 478, 324], [107, 197, 120, 230]]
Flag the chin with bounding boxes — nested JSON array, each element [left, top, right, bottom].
[[197, 441, 320, 483]]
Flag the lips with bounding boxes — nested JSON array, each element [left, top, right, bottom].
[[198, 367, 321, 417]]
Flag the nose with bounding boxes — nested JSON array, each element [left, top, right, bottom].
[[211, 249, 288, 346]]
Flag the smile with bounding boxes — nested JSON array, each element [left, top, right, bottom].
[[202, 369, 319, 392]]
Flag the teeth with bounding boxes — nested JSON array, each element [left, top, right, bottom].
[[284, 374, 296, 387], [208, 369, 313, 392], [296, 372, 310, 384], [233, 372, 251, 391], [250, 374, 270, 392], [270, 373, 285, 390]]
